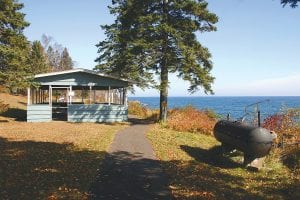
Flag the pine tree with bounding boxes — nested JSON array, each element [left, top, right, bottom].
[[28, 40, 49, 74], [95, 0, 155, 89], [0, 0, 31, 92], [96, 0, 218, 121], [281, 0, 299, 7], [60, 48, 73, 70]]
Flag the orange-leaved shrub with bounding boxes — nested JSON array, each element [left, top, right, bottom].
[[128, 101, 148, 118], [166, 105, 217, 135], [263, 109, 300, 143], [0, 100, 9, 114], [263, 109, 300, 170]]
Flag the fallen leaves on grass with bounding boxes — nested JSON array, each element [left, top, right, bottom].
[[0, 121, 125, 199], [148, 125, 300, 200]]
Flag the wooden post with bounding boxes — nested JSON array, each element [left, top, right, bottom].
[[49, 85, 52, 106], [111, 89, 114, 104], [89, 85, 92, 104], [94, 89, 96, 104], [39, 89, 41, 104], [124, 88, 127, 106], [108, 86, 111, 105], [43, 90, 45, 104], [27, 87, 30, 105], [118, 89, 122, 105], [69, 85, 72, 105], [81, 87, 84, 104], [122, 88, 125, 105], [35, 89, 38, 104]]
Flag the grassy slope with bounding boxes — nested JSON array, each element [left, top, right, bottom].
[[0, 93, 27, 121], [148, 125, 300, 200], [0, 93, 126, 199], [0, 93, 27, 109]]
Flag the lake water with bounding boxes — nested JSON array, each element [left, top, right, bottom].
[[128, 96, 300, 120]]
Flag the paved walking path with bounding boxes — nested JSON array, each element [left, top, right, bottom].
[[89, 118, 171, 200]]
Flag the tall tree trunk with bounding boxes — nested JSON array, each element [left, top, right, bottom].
[[160, 0, 169, 122], [160, 62, 168, 122]]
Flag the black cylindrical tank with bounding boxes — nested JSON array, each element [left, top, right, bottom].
[[213, 120, 275, 158]]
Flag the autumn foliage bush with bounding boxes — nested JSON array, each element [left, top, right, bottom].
[[263, 109, 300, 143], [166, 106, 217, 135], [128, 101, 148, 118], [0, 100, 9, 114], [263, 109, 300, 170]]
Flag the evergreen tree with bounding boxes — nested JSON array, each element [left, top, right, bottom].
[[95, 0, 155, 89], [96, 0, 218, 121], [0, 0, 31, 92], [281, 0, 299, 7], [60, 48, 73, 70], [28, 40, 49, 74]]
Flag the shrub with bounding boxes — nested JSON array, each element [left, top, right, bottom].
[[0, 100, 9, 114], [263, 109, 300, 170], [166, 105, 217, 135], [128, 101, 148, 118], [263, 109, 300, 144]]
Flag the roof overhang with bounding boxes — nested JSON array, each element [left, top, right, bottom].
[[34, 68, 135, 84]]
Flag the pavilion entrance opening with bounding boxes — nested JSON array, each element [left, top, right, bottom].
[[51, 87, 70, 121]]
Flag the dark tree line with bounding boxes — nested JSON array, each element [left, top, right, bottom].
[[0, 0, 74, 93]]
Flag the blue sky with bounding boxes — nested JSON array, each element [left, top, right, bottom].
[[21, 0, 300, 96]]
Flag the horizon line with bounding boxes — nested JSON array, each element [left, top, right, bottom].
[[128, 95, 300, 98]]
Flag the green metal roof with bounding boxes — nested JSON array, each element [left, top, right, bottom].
[[33, 68, 133, 88]]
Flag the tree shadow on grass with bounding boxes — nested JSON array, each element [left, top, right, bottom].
[[1, 136, 295, 200], [180, 145, 242, 169], [0, 137, 106, 199], [89, 151, 171, 200], [250, 176, 300, 200], [89, 150, 267, 200], [1, 108, 26, 121]]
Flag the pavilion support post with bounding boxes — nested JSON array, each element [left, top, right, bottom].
[[42, 90, 45, 104], [27, 87, 31, 105], [123, 88, 127, 106], [35, 89, 37, 104], [49, 85, 52, 106], [31, 88, 34, 105], [111, 89, 114, 104], [108, 86, 111, 105], [94, 89, 96, 104], [89, 85, 92, 104], [39, 89, 42, 104], [122, 88, 125, 105], [69, 85, 72, 105], [37, 89, 39, 104], [38, 89, 40, 104], [119, 89, 122, 105], [81, 87, 84, 104]]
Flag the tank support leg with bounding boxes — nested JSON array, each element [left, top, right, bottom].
[[221, 143, 235, 154], [244, 154, 265, 170]]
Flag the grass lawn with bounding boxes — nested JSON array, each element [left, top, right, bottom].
[[0, 121, 125, 199], [148, 125, 300, 200]]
